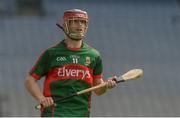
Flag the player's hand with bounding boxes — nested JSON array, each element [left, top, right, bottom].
[[38, 96, 54, 108], [106, 76, 117, 89]]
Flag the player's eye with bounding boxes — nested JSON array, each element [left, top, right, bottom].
[[68, 20, 74, 25], [68, 19, 87, 26], [74, 20, 86, 24], [80, 20, 86, 24]]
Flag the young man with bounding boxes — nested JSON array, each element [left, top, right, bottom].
[[25, 9, 117, 117]]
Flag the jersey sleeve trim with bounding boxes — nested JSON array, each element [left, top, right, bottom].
[[30, 72, 41, 80], [93, 74, 103, 79]]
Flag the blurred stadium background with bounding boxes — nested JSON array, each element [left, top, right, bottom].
[[0, 0, 180, 116]]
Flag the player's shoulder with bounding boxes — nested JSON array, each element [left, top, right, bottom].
[[83, 42, 101, 57], [45, 41, 64, 52], [38, 42, 61, 57]]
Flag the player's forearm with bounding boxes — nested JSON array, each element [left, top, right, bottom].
[[25, 75, 44, 101], [93, 78, 107, 96]]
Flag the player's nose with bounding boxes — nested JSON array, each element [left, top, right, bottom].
[[77, 21, 83, 26]]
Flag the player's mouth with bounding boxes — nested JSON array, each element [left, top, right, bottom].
[[75, 28, 84, 34], [76, 28, 83, 32]]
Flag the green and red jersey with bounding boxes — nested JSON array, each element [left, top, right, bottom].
[[29, 40, 103, 117]]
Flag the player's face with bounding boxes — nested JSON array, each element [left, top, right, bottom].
[[66, 18, 88, 40]]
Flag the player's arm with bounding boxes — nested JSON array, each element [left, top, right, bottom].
[[25, 50, 54, 107], [93, 77, 117, 96], [25, 74, 54, 107], [25, 74, 44, 101]]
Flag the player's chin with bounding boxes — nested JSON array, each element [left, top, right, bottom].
[[71, 34, 85, 41], [71, 37, 83, 41]]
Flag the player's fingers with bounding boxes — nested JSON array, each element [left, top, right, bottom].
[[45, 98, 51, 107], [112, 80, 117, 86], [108, 76, 117, 82], [107, 79, 117, 89], [44, 97, 53, 107], [40, 97, 52, 108], [107, 81, 112, 89], [40, 98, 48, 107], [47, 97, 54, 106]]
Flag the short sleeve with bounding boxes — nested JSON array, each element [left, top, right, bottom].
[[29, 50, 49, 80], [93, 55, 103, 79]]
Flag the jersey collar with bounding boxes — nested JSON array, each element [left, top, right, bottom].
[[61, 39, 84, 51]]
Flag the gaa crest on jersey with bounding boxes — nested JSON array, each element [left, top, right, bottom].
[[56, 56, 67, 61], [85, 56, 91, 65]]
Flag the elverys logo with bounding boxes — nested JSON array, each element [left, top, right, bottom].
[[57, 66, 91, 79]]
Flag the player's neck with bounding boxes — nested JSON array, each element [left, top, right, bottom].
[[65, 38, 83, 49]]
